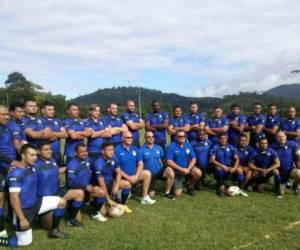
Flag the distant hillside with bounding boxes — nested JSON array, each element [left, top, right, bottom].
[[72, 86, 300, 116], [265, 83, 300, 99]]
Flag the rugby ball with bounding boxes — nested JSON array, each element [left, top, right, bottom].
[[108, 204, 125, 218], [227, 186, 241, 197]]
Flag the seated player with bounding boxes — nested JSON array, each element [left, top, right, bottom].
[[35, 141, 84, 232], [90, 142, 131, 221], [115, 131, 155, 207], [65, 143, 102, 227], [236, 134, 254, 189], [139, 131, 175, 200], [191, 130, 212, 190], [166, 129, 200, 197], [271, 131, 300, 197], [249, 138, 281, 197], [4, 144, 67, 247], [210, 134, 243, 197], [168, 106, 190, 142]]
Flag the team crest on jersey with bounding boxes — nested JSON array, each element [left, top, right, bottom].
[[54, 121, 58, 125], [267, 152, 271, 156], [132, 151, 137, 156], [100, 122, 103, 125], [86, 162, 90, 167], [156, 150, 160, 155], [159, 115, 162, 118], [186, 148, 190, 154], [111, 160, 115, 165], [226, 148, 230, 152], [175, 150, 179, 154], [145, 152, 150, 156], [80, 121, 83, 125], [53, 162, 57, 166], [120, 152, 125, 156], [245, 151, 249, 155], [37, 119, 42, 124], [204, 142, 208, 146], [284, 146, 288, 150]]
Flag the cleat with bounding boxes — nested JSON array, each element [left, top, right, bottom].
[[49, 229, 68, 239], [164, 193, 175, 200], [141, 195, 156, 205], [91, 212, 107, 222]]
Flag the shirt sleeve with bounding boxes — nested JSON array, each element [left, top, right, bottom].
[[93, 160, 104, 179], [188, 145, 196, 159], [66, 162, 79, 188], [166, 145, 174, 161], [8, 170, 22, 193], [258, 115, 266, 125]]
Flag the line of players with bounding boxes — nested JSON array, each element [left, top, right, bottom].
[[0, 100, 299, 247]]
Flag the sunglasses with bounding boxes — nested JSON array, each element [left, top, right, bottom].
[[125, 136, 133, 139], [146, 136, 154, 138], [177, 135, 186, 138]]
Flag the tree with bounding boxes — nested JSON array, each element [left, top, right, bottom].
[[4, 72, 43, 104]]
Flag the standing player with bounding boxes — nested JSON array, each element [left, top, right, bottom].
[[86, 104, 111, 162], [90, 142, 131, 221], [185, 102, 206, 144], [249, 138, 281, 197], [226, 104, 247, 146], [41, 101, 68, 166], [64, 103, 92, 163], [166, 130, 200, 197], [191, 130, 212, 190], [6, 144, 67, 247], [236, 134, 254, 189], [145, 100, 169, 150], [139, 131, 175, 199], [210, 134, 242, 197], [7, 102, 27, 154], [103, 103, 128, 146], [264, 104, 280, 145], [21, 99, 53, 146], [280, 106, 300, 144], [121, 100, 144, 147], [246, 103, 266, 148], [115, 131, 155, 206], [205, 106, 229, 145], [271, 131, 300, 196], [168, 106, 190, 142]]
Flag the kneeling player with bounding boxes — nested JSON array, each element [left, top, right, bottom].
[[210, 134, 244, 197], [35, 141, 85, 233], [166, 130, 201, 197], [139, 131, 175, 200], [236, 134, 254, 189], [271, 131, 300, 197], [2, 144, 66, 247], [191, 130, 213, 190], [249, 138, 281, 197], [90, 142, 130, 221], [66, 143, 102, 227]]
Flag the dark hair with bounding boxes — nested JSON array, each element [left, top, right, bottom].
[[268, 103, 277, 108], [20, 143, 36, 155], [101, 141, 114, 150], [173, 105, 181, 111], [239, 133, 248, 139], [67, 102, 78, 110], [9, 102, 24, 112], [75, 143, 86, 152], [252, 102, 262, 107], [24, 99, 36, 105], [37, 140, 51, 150], [41, 101, 55, 109], [151, 100, 159, 106], [258, 137, 268, 143], [212, 105, 222, 110], [230, 104, 240, 109], [218, 133, 228, 138], [189, 102, 198, 106]]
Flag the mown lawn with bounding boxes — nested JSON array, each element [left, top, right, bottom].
[[11, 180, 300, 250]]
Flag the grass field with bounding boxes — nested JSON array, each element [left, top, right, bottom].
[[11, 180, 300, 250]]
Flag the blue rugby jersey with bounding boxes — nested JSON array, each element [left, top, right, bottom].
[[145, 111, 169, 143], [249, 147, 278, 169], [66, 157, 91, 189], [205, 116, 229, 145], [191, 139, 212, 169], [121, 111, 142, 142], [138, 144, 164, 175], [226, 114, 247, 146], [86, 117, 108, 153], [210, 143, 238, 167]]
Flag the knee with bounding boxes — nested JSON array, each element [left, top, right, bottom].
[[194, 168, 202, 178], [76, 189, 84, 200], [58, 198, 66, 209], [143, 170, 151, 179], [175, 189, 182, 197], [273, 169, 279, 175], [166, 167, 175, 178]]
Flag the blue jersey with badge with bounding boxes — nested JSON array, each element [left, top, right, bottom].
[[271, 141, 299, 172], [86, 117, 107, 152], [121, 112, 141, 141], [280, 118, 300, 142], [103, 115, 124, 144], [249, 147, 278, 169], [115, 144, 141, 176], [7, 166, 37, 209], [185, 113, 206, 142], [41, 116, 64, 153], [237, 145, 254, 167], [139, 144, 164, 175], [66, 157, 91, 189], [247, 114, 266, 145], [64, 118, 86, 157], [0, 125, 16, 169], [7, 118, 26, 142], [91, 156, 118, 185], [169, 116, 189, 142], [265, 115, 281, 144], [191, 139, 212, 169], [205, 117, 229, 145], [21, 116, 45, 146], [166, 141, 196, 168], [210, 143, 238, 166], [35, 157, 60, 196], [145, 112, 169, 142], [227, 114, 247, 146]]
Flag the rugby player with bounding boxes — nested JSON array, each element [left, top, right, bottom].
[[264, 104, 280, 145], [227, 104, 246, 146], [280, 106, 300, 143], [168, 106, 190, 142]]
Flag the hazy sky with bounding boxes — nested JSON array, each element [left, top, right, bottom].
[[1, 0, 300, 99]]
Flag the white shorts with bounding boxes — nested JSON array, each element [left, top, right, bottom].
[[15, 196, 61, 246]]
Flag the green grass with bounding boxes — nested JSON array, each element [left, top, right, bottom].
[[12, 181, 300, 250]]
